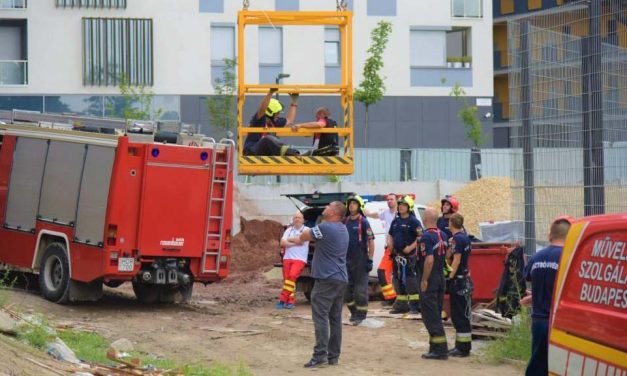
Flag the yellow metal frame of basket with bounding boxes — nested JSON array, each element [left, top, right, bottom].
[[236, 10, 353, 175]]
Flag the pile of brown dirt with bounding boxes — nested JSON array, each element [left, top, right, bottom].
[[230, 217, 285, 273], [429, 177, 513, 235]]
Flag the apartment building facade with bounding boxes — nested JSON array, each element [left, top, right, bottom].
[[0, 0, 494, 148]]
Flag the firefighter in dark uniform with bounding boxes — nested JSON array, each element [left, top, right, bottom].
[[447, 213, 473, 357], [437, 195, 459, 238], [343, 195, 375, 325], [418, 207, 449, 359], [387, 196, 422, 314]]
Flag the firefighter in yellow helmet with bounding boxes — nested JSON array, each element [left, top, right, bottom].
[[387, 195, 423, 314], [343, 195, 375, 325], [243, 88, 301, 156]]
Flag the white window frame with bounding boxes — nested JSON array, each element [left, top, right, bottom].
[[451, 0, 482, 18], [211, 24, 235, 64], [324, 27, 340, 66]]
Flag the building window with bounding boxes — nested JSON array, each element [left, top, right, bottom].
[[0, 0, 26, 9], [0, 19, 28, 86], [325, 27, 340, 84], [258, 27, 283, 84], [211, 25, 235, 84], [410, 30, 446, 67], [82, 18, 153, 86], [410, 28, 472, 87], [367, 0, 396, 16], [452, 0, 482, 18], [275, 0, 298, 11], [199, 0, 223, 13], [325, 27, 340, 65], [446, 27, 472, 63], [56, 0, 126, 8]]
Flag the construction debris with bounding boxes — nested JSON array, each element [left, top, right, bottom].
[[0, 310, 17, 336], [471, 308, 512, 339], [46, 338, 81, 364]]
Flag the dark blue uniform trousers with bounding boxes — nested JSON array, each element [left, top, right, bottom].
[[526, 318, 549, 376]]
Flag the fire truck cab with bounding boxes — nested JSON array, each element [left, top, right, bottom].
[[0, 112, 233, 304], [548, 213, 627, 375]]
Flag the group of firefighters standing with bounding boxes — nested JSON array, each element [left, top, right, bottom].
[[278, 193, 474, 360]]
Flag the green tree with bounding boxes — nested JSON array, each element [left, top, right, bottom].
[[354, 21, 392, 146], [106, 74, 161, 121], [450, 83, 483, 148], [206, 58, 238, 137]]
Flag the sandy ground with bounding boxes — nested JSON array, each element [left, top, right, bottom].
[[1, 272, 522, 376]]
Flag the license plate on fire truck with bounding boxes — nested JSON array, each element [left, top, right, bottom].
[[118, 258, 135, 272]]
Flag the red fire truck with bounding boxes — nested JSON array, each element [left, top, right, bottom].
[[0, 111, 233, 304]]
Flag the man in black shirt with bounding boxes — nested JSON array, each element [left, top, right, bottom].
[[243, 88, 300, 156], [437, 196, 459, 238], [447, 213, 472, 357], [418, 208, 449, 360], [290, 107, 339, 156]]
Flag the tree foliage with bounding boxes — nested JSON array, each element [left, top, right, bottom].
[[354, 21, 392, 107], [107, 74, 160, 121], [354, 21, 392, 145], [207, 58, 238, 136], [450, 83, 483, 148]]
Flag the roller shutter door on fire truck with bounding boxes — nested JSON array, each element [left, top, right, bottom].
[[4, 137, 115, 245]]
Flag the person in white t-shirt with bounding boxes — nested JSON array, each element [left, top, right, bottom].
[[365, 194, 399, 305], [277, 211, 310, 309]]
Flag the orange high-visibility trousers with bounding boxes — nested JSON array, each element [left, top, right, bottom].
[[279, 259, 306, 305], [377, 247, 396, 301]]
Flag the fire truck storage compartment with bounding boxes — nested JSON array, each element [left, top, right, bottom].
[[137, 152, 211, 257], [4, 136, 115, 245], [5, 138, 48, 231], [74, 145, 115, 245]]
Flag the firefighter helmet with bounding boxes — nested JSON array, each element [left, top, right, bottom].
[[398, 195, 415, 212], [441, 196, 459, 214], [265, 98, 283, 117], [346, 195, 365, 214]]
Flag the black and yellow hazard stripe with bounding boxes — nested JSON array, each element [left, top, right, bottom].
[[238, 155, 354, 175]]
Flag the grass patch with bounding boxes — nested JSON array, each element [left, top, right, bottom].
[[58, 330, 112, 364], [483, 306, 531, 364], [58, 329, 252, 376], [16, 318, 55, 350], [14, 313, 252, 376]]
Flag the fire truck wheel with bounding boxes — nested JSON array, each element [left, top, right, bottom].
[[132, 282, 160, 304], [39, 243, 70, 303]]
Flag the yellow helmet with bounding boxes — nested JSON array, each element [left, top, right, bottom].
[[346, 195, 365, 214], [265, 99, 283, 117], [398, 195, 414, 212]]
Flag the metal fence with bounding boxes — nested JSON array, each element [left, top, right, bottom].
[[234, 148, 516, 184], [509, 1, 627, 251]]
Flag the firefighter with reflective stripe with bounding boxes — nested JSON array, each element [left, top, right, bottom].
[[343, 195, 375, 325], [447, 213, 473, 357], [365, 193, 398, 306], [437, 195, 459, 238], [277, 211, 310, 309], [387, 195, 422, 314], [418, 208, 449, 360], [243, 88, 301, 156]]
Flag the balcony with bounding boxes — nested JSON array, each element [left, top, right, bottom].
[[0, 0, 26, 9], [0, 60, 28, 85]]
